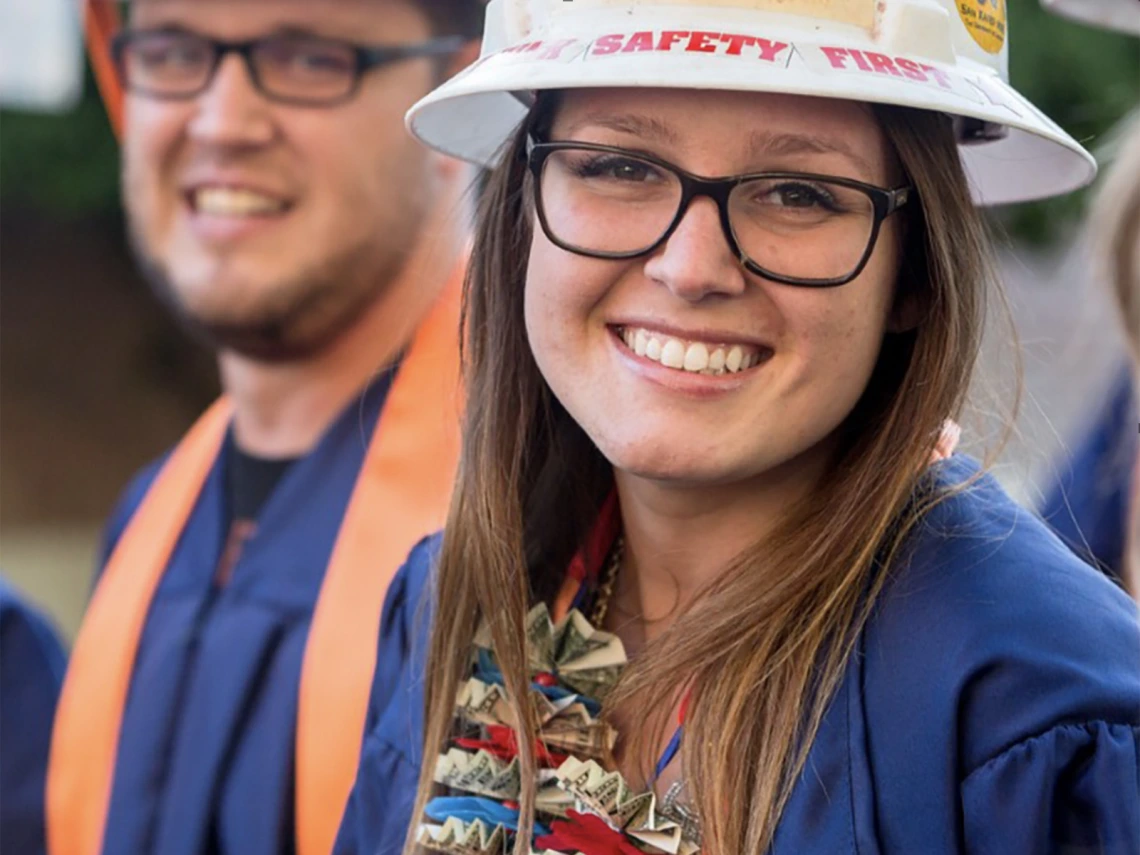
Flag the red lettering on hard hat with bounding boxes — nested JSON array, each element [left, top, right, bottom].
[[592, 34, 625, 56], [687, 31, 719, 53], [539, 39, 578, 60], [847, 49, 874, 72], [819, 46, 850, 69], [864, 52, 902, 76], [623, 31, 656, 52], [919, 63, 952, 89], [755, 38, 789, 62], [894, 57, 928, 82], [720, 33, 755, 56], [658, 31, 689, 51]]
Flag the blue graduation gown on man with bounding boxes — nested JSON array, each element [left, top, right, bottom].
[[95, 375, 395, 855], [48, 261, 462, 855]]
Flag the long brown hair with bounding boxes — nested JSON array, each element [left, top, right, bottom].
[[409, 96, 998, 854]]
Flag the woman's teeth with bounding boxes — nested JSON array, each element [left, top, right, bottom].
[[619, 327, 766, 375], [192, 187, 287, 216]]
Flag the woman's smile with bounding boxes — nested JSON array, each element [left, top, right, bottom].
[[613, 324, 772, 375], [605, 322, 775, 400]]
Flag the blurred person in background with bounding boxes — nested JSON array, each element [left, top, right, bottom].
[[45, 3, 480, 855], [1060, 113, 1140, 589], [0, 579, 67, 855], [1106, 121, 1140, 586], [1037, 0, 1138, 591]]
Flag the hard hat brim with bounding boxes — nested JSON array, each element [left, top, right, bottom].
[[407, 24, 1096, 205]]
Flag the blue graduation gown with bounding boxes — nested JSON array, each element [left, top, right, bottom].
[[1040, 367, 1138, 582], [0, 578, 68, 855], [334, 455, 1140, 855], [97, 376, 392, 855]]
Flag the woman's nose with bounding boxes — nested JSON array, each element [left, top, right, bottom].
[[641, 196, 748, 302]]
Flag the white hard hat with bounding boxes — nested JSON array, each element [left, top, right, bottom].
[[1040, 0, 1140, 34], [407, 0, 1098, 205]]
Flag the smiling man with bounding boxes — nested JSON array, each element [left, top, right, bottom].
[[45, 3, 480, 855]]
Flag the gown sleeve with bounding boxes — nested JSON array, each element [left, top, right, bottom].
[[960, 719, 1140, 854], [866, 459, 1140, 855], [0, 580, 68, 855], [333, 535, 440, 855]]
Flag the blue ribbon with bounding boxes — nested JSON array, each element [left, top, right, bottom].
[[425, 796, 550, 836]]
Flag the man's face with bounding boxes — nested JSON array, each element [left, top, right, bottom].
[[123, 0, 445, 359]]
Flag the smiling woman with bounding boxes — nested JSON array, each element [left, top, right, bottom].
[[332, 1, 1140, 854]]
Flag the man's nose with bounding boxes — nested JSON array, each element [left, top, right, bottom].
[[186, 53, 276, 147]]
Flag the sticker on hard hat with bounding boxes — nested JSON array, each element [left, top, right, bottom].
[[955, 0, 1006, 54]]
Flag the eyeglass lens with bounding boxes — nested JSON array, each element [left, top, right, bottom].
[[119, 32, 361, 103]]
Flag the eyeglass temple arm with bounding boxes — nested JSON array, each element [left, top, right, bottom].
[[85, 0, 125, 139], [361, 35, 468, 64]]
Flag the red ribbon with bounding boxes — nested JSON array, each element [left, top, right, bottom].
[[535, 810, 644, 855], [454, 725, 569, 768]]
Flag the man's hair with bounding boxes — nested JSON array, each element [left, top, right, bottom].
[[417, 0, 484, 38], [123, 0, 485, 38]]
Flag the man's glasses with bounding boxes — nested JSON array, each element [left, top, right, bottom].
[[111, 29, 465, 107], [527, 139, 914, 288]]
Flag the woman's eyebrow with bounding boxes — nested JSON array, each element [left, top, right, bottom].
[[559, 115, 879, 176], [561, 113, 681, 145], [748, 130, 876, 176]]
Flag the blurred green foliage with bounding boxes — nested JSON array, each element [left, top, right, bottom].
[[1, 68, 121, 214], [0, 4, 1136, 239], [1003, 0, 1139, 241]]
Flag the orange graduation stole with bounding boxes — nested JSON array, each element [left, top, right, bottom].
[[46, 268, 464, 855]]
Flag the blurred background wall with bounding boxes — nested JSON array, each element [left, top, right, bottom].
[[0, 0, 1137, 640], [1, 0, 217, 638]]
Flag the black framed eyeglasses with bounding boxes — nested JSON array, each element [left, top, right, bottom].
[[527, 138, 913, 288], [111, 28, 466, 107]]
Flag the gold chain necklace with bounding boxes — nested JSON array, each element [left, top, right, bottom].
[[590, 534, 624, 627]]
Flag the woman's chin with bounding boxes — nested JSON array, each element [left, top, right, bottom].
[[603, 445, 760, 489]]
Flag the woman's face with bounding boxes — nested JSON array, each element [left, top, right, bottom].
[[525, 88, 906, 490]]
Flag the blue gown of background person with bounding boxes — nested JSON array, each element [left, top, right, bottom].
[[334, 455, 1140, 855], [95, 370, 394, 855], [1040, 367, 1138, 584], [0, 578, 68, 855]]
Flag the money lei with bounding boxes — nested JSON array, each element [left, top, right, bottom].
[[418, 599, 702, 855]]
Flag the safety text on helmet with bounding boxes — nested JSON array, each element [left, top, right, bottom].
[[494, 30, 791, 64]]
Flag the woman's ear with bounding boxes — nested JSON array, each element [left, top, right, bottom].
[[885, 212, 923, 334], [887, 288, 923, 333]]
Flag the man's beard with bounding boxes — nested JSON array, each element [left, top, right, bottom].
[[127, 229, 405, 363]]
